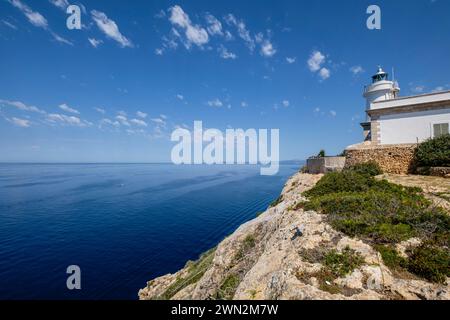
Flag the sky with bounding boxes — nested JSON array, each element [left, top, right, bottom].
[[0, 0, 449, 162]]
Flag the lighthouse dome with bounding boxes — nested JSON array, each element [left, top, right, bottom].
[[363, 66, 400, 109]]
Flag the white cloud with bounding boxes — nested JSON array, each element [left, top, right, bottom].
[[48, 0, 69, 9], [47, 113, 89, 127], [88, 38, 103, 48], [91, 10, 133, 48], [2, 20, 18, 29], [218, 45, 237, 59], [286, 57, 296, 64], [130, 118, 148, 127], [307, 51, 325, 72], [205, 13, 223, 36], [319, 67, 331, 80], [136, 111, 147, 118], [50, 31, 73, 45], [116, 114, 130, 126], [411, 85, 425, 93], [0, 99, 45, 114], [176, 94, 184, 101], [94, 107, 106, 114], [432, 86, 445, 92], [9, 0, 48, 29], [99, 118, 120, 129], [9, 0, 72, 45], [207, 98, 223, 107], [225, 14, 255, 51], [330, 110, 337, 117], [8, 117, 30, 127], [169, 5, 209, 48], [59, 103, 80, 114], [260, 40, 276, 57], [350, 65, 364, 75], [151, 117, 166, 126], [241, 101, 248, 107], [155, 48, 164, 55], [282, 100, 290, 107]]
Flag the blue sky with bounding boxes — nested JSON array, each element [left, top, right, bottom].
[[1, 0, 449, 162]]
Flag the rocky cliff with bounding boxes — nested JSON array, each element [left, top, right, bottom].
[[139, 172, 449, 300]]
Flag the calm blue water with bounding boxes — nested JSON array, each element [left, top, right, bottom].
[[0, 163, 299, 300]]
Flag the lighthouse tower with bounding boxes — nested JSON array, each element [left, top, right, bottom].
[[360, 66, 400, 141], [363, 66, 400, 114]]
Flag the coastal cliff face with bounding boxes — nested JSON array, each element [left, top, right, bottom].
[[139, 173, 449, 300]]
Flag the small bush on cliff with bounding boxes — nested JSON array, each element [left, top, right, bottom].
[[158, 248, 216, 300], [297, 246, 364, 294], [345, 161, 383, 177], [374, 245, 407, 271], [215, 274, 240, 300], [269, 195, 283, 208], [415, 134, 450, 167], [303, 171, 373, 197], [407, 243, 450, 284], [323, 247, 365, 278]]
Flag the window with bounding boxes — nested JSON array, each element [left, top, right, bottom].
[[433, 123, 449, 138]]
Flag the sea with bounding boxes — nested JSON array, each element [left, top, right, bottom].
[[0, 163, 300, 300]]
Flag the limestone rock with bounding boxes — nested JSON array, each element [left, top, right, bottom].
[[138, 172, 449, 301]]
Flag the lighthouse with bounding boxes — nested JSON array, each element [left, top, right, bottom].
[[356, 66, 449, 146], [361, 66, 400, 141], [363, 66, 400, 115]]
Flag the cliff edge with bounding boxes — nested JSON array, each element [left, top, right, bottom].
[[139, 172, 449, 300]]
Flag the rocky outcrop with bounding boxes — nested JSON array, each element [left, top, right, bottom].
[[139, 173, 449, 300]]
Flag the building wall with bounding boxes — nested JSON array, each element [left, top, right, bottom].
[[378, 107, 450, 144], [307, 157, 346, 174], [345, 144, 417, 174]]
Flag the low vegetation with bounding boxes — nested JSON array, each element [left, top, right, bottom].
[[269, 195, 283, 208], [234, 234, 256, 262], [298, 246, 364, 294], [157, 248, 216, 300], [301, 162, 450, 283], [407, 243, 450, 283], [345, 161, 383, 177], [323, 247, 365, 278], [215, 274, 240, 300], [414, 134, 450, 168]]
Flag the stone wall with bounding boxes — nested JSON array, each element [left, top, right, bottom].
[[345, 143, 418, 174], [307, 157, 346, 174]]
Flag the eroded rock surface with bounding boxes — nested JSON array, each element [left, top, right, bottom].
[[139, 173, 449, 300]]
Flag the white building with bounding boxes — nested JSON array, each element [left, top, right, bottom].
[[361, 67, 450, 145]]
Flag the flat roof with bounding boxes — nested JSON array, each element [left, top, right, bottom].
[[370, 90, 450, 111]]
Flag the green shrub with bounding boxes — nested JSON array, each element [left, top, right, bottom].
[[158, 248, 216, 299], [303, 169, 450, 283], [303, 171, 374, 197], [345, 161, 383, 177], [375, 245, 407, 270], [407, 243, 450, 283], [305, 190, 448, 243], [323, 246, 365, 278], [234, 234, 256, 261], [415, 134, 450, 167], [216, 274, 240, 300], [318, 149, 326, 157], [269, 195, 283, 208]]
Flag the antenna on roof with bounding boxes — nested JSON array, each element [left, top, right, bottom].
[[392, 67, 395, 82]]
